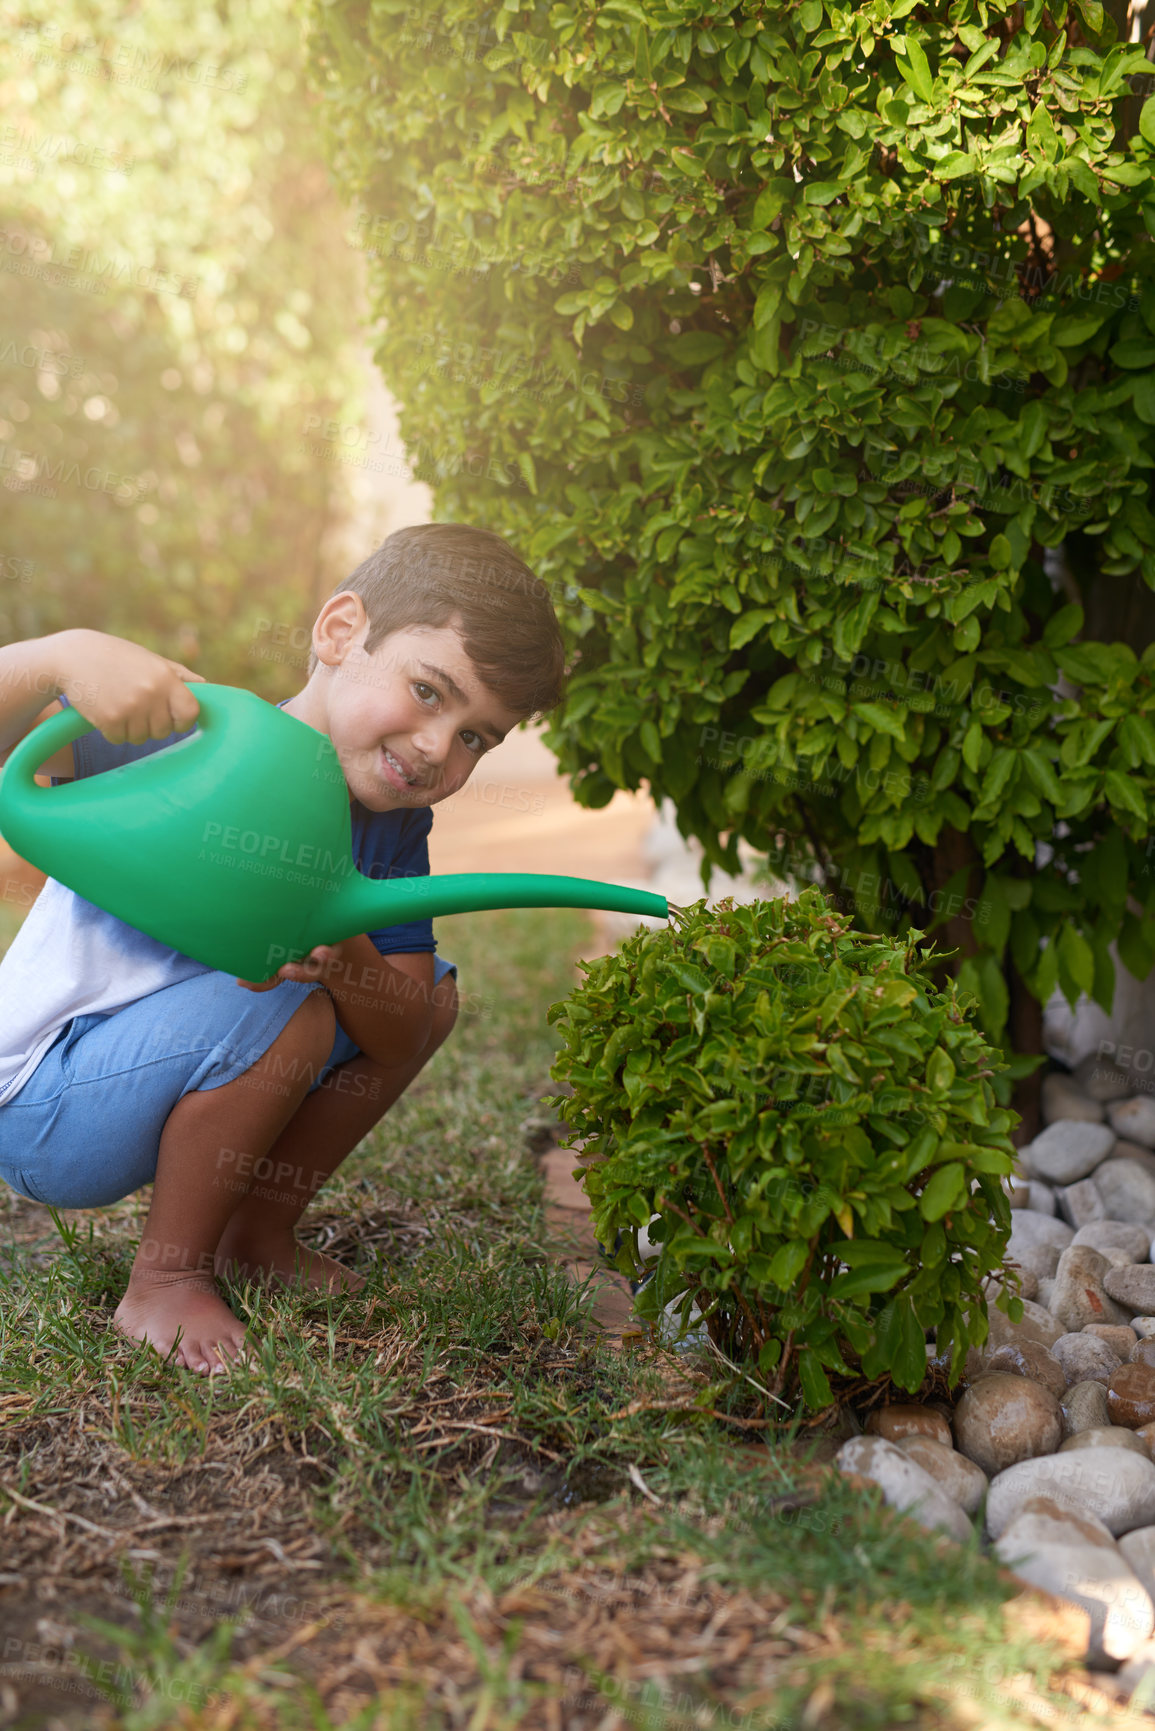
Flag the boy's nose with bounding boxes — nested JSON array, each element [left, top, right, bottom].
[[409, 723, 451, 771]]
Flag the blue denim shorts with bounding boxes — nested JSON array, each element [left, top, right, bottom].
[[0, 955, 456, 1210]]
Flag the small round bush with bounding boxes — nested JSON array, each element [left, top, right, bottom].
[[546, 889, 1021, 1412]]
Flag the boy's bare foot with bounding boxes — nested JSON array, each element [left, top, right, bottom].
[[113, 1270, 248, 1374], [213, 1228, 365, 1295]]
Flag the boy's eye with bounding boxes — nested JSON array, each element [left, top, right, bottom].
[[413, 680, 486, 755]]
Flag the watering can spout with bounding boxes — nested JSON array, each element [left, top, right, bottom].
[[328, 867, 665, 948], [0, 684, 668, 980]]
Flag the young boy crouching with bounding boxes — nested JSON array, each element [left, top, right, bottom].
[[0, 523, 565, 1374]]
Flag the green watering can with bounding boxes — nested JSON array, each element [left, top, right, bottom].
[[0, 683, 668, 979]]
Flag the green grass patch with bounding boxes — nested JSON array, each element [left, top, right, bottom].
[[0, 906, 1115, 1729]]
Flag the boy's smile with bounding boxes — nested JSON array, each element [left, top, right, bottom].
[[283, 600, 526, 813]]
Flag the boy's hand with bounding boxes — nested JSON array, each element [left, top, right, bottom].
[[49, 627, 205, 744], [236, 946, 342, 992]]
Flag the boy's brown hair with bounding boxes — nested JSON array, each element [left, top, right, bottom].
[[307, 523, 567, 720]]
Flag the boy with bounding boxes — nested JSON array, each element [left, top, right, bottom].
[[0, 523, 566, 1374]]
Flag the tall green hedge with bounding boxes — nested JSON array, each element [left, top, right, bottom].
[[308, 0, 1155, 1099]]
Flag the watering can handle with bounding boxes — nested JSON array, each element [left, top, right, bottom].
[[0, 690, 216, 800]]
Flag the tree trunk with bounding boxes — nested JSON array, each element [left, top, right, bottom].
[[923, 827, 981, 982]]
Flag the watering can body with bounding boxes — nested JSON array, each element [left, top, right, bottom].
[[0, 684, 667, 979]]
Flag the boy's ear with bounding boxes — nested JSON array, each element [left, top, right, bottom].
[[312, 591, 372, 667]]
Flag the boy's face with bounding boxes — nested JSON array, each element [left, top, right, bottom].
[[310, 606, 527, 812]]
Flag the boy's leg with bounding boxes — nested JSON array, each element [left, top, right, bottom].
[[214, 974, 459, 1285], [113, 989, 338, 1374]]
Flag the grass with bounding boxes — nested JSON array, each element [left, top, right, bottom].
[[0, 903, 1140, 1729]]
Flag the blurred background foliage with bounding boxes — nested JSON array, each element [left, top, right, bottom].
[[0, 0, 367, 696]]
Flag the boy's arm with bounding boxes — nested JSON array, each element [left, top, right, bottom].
[[238, 935, 435, 1067], [0, 628, 203, 760], [0, 635, 68, 759]]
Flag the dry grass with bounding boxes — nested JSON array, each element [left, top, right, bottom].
[[0, 907, 1146, 1730]]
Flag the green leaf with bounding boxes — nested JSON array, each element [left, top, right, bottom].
[[1111, 338, 1155, 368], [673, 330, 727, 364], [1068, 157, 1101, 203], [1029, 103, 1059, 161], [664, 88, 708, 114], [982, 749, 1018, 804], [854, 702, 906, 741], [802, 182, 844, 206], [1018, 398, 1048, 457], [590, 82, 627, 119], [1142, 97, 1155, 148], [1042, 603, 1083, 649], [837, 1239, 912, 1267], [754, 280, 782, 329], [920, 1162, 965, 1221], [768, 1239, 809, 1288], [895, 37, 934, 102], [890, 1298, 930, 1392], [962, 40, 999, 79], [1104, 768, 1148, 822], [798, 1350, 833, 1411], [753, 180, 794, 228], [935, 151, 975, 180], [670, 147, 707, 179], [730, 608, 775, 650], [1024, 748, 1063, 806], [926, 1047, 956, 1095], [1058, 923, 1096, 999], [1051, 313, 1105, 348], [828, 1261, 909, 1299], [670, 961, 711, 993], [1101, 162, 1151, 187], [1123, 714, 1155, 768]]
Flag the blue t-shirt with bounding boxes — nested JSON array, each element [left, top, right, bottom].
[[56, 693, 438, 958]]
